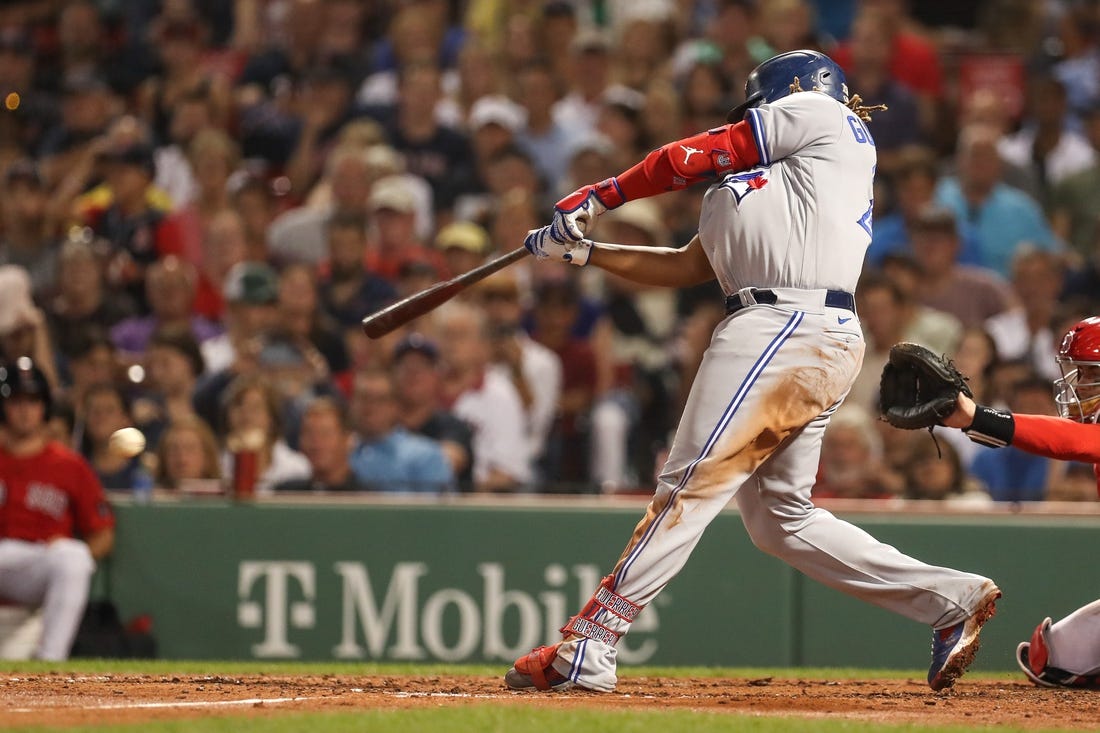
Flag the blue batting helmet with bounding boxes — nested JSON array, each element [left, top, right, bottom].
[[726, 49, 849, 122]]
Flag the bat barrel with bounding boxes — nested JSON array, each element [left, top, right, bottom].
[[361, 246, 530, 339]]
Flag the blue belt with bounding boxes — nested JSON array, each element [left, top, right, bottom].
[[725, 289, 856, 315]]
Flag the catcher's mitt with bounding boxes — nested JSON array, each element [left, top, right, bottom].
[[879, 342, 973, 430]]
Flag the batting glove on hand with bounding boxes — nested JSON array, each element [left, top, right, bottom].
[[524, 226, 592, 266], [551, 178, 625, 242]]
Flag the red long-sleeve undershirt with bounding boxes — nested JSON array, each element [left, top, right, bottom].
[[616, 122, 760, 201], [1013, 414, 1100, 464], [1011, 414, 1100, 493]]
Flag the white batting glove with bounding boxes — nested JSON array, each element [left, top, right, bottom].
[[550, 178, 626, 243], [524, 227, 591, 266]]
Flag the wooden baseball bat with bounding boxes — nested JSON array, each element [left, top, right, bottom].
[[361, 246, 531, 339]]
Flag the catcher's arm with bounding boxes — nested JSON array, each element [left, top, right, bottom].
[[941, 393, 977, 430], [945, 392, 1100, 463]]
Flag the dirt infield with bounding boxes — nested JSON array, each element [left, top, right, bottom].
[[3, 672, 1100, 729]]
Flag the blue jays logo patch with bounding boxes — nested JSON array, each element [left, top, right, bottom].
[[719, 171, 769, 203]]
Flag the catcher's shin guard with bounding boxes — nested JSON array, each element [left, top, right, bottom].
[[1016, 618, 1100, 689]]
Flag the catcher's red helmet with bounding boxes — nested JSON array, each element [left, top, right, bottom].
[[1054, 316, 1100, 421]]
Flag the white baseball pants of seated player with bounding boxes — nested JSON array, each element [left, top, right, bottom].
[[551, 292, 997, 691], [0, 538, 96, 661]]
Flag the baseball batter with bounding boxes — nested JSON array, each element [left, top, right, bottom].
[[0, 357, 115, 661], [508, 50, 1000, 693], [932, 316, 1100, 689]]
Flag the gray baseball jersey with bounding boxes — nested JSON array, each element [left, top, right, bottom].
[[547, 91, 996, 692], [700, 92, 875, 295]]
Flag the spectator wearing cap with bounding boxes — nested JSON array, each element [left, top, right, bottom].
[[365, 175, 446, 282], [76, 137, 185, 310], [275, 397, 367, 492], [516, 60, 579, 195], [933, 124, 1059, 278], [349, 368, 454, 494], [391, 333, 475, 490], [200, 261, 280, 375], [318, 211, 397, 330], [454, 98, 530, 224], [435, 300, 531, 492], [908, 206, 1016, 329], [0, 160, 59, 299], [435, 220, 491, 279], [108, 256, 222, 362], [467, 94, 526, 184], [132, 324, 206, 450]]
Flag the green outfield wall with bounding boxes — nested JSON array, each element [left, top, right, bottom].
[[102, 499, 1100, 672]]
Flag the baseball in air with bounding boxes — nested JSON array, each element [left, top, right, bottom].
[[109, 427, 146, 458]]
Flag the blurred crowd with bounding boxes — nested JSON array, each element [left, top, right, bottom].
[[0, 0, 1098, 502]]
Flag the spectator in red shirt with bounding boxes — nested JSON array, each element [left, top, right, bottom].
[[832, 2, 944, 134], [0, 357, 115, 660]]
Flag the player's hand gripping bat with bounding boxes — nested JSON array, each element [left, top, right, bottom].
[[361, 247, 530, 339]]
